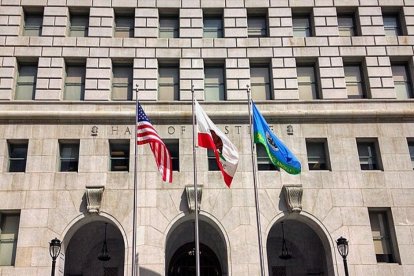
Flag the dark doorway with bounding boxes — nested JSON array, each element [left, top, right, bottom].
[[168, 242, 222, 276]]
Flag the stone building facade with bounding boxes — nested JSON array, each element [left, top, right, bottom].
[[0, 0, 414, 275]]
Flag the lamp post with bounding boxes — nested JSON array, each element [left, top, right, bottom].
[[49, 238, 61, 276], [336, 236, 349, 276]]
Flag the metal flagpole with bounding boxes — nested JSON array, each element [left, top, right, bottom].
[[191, 84, 201, 276], [247, 85, 266, 276], [132, 84, 139, 276]]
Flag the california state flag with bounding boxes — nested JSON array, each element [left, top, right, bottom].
[[195, 100, 239, 187]]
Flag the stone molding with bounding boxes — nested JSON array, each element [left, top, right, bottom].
[[185, 185, 203, 213], [282, 184, 303, 213], [85, 186, 105, 213]]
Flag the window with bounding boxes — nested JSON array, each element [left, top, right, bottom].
[[369, 208, 399, 263], [0, 212, 20, 266], [16, 63, 37, 100], [158, 65, 179, 100], [114, 12, 134, 38], [248, 14, 267, 37], [159, 14, 179, 38], [257, 144, 279, 171], [208, 149, 219, 171], [110, 140, 129, 171], [408, 140, 414, 169], [306, 140, 329, 170], [204, 65, 225, 101], [391, 64, 413, 99], [297, 65, 318, 100], [7, 141, 28, 173], [165, 140, 179, 171], [383, 14, 402, 36], [250, 65, 271, 100], [357, 140, 381, 170], [344, 65, 366, 99], [23, 11, 43, 36], [293, 15, 312, 37], [59, 141, 79, 172], [337, 14, 356, 36], [64, 63, 85, 100], [112, 64, 133, 100], [203, 14, 223, 38], [69, 12, 89, 37]]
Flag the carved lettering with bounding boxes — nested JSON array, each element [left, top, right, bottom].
[[111, 126, 118, 135], [168, 126, 175, 135], [181, 126, 186, 134], [124, 127, 131, 135], [224, 126, 229, 135], [235, 126, 241, 134]]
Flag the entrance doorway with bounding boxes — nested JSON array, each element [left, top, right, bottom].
[[165, 216, 228, 276], [64, 220, 125, 276], [266, 219, 333, 276]]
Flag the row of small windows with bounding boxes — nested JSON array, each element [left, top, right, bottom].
[[14, 59, 414, 101], [6, 138, 414, 173], [21, 7, 407, 38], [0, 207, 401, 267]]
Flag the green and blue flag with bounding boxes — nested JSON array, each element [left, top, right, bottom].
[[252, 102, 301, 175]]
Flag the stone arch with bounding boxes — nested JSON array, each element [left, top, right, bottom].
[[60, 213, 129, 276], [164, 212, 231, 276], [264, 211, 338, 276]]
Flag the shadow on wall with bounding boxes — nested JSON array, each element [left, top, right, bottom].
[[139, 267, 161, 276]]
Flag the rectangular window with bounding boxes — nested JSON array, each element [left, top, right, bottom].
[[112, 64, 133, 100], [69, 12, 89, 37], [293, 15, 312, 37], [257, 144, 279, 171], [114, 13, 134, 38], [158, 66, 179, 101], [208, 149, 219, 171], [383, 14, 402, 36], [337, 15, 356, 36], [7, 141, 28, 173], [369, 208, 399, 263], [0, 212, 20, 266], [109, 140, 129, 172], [344, 65, 366, 99], [248, 15, 267, 37], [16, 63, 37, 100], [23, 11, 43, 36], [391, 64, 413, 99], [306, 140, 329, 170], [159, 15, 179, 38], [357, 140, 381, 170], [64, 64, 86, 100], [203, 14, 223, 38], [297, 65, 318, 100], [59, 141, 79, 172], [250, 65, 271, 100], [408, 140, 414, 169], [204, 65, 225, 101], [165, 140, 179, 171]]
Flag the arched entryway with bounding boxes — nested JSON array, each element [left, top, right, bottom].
[[165, 216, 229, 276], [64, 219, 125, 276], [266, 218, 333, 276]]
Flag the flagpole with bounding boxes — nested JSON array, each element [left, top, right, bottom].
[[132, 84, 139, 276], [247, 85, 266, 276], [191, 84, 201, 276]]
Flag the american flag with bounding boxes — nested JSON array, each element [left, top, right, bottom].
[[136, 102, 173, 183]]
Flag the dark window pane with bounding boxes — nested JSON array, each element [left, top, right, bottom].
[[60, 142, 79, 172], [110, 141, 129, 171], [165, 140, 179, 171], [8, 142, 28, 172]]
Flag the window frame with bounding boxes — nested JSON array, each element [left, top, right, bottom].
[[306, 139, 330, 171], [23, 10, 43, 36], [109, 140, 130, 172], [207, 149, 220, 171], [159, 13, 179, 38], [69, 11, 89, 37], [383, 13, 403, 36], [203, 12, 223, 38], [292, 14, 313, 37], [247, 13, 268, 38], [165, 139, 179, 171], [59, 140, 80, 172], [256, 143, 279, 171], [408, 139, 414, 170], [7, 140, 28, 173], [204, 64, 225, 101], [296, 63, 320, 100], [250, 63, 272, 100], [64, 62, 86, 101], [391, 62, 413, 99], [0, 212, 20, 266], [15, 62, 37, 101], [356, 139, 382, 171], [114, 12, 134, 38], [337, 13, 357, 37], [368, 208, 400, 264], [158, 64, 179, 101], [112, 62, 133, 101], [344, 63, 367, 99]]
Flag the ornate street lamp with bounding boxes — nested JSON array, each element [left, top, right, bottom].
[[336, 236, 349, 276], [279, 222, 292, 260], [49, 238, 61, 276], [98, 223, 111, 262]]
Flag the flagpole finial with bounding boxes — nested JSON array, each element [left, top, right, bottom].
[[191, 84, 195, 93], [135, 84, 139, 93], [246, 84, 251, 94]]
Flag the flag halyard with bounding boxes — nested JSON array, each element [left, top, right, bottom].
[[137, 103, 173, 183]]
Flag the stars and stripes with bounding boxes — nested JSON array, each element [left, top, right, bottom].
[[136, 102, 173, 183]]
